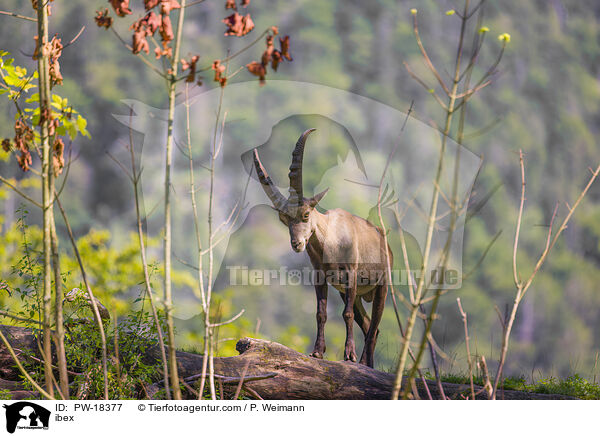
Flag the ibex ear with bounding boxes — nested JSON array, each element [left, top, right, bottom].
[[309, 188, 329, 207]]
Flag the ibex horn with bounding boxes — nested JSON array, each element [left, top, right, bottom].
[[253, 149, 288, 211], [288, 128, 316, 206]]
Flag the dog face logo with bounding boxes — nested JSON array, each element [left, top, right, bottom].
[[2, 402, 50, 433]]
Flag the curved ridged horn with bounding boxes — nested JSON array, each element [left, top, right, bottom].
[[253, 149, 287, 210], [288, 128, 316, 206]]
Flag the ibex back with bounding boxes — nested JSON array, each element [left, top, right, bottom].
[[253, 129, 391, 367]]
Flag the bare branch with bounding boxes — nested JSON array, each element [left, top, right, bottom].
[[54, 194, 110, 399], [453, 79, 491, 99], [0, 10, 37, 22], [492, 156, 600, 399], [126, 109, 172, 399], [0, 310, 43, 326], [0, 175, 43, 209], [233, 361, 250, 400], [521, 162, 600, 295], [410, 14, 450, 95], [184, 0, 206, 7], [457, 298, 475, 400], [478, 355, 493, 398], [110, 27, 167, 79], [106, 150, 134, 182], [512, 149, 525, 288], [403, 62, 449, 111], [0, 328, 55, 399], [197, 29, 271, 73], [210, 309, 245, 328], [462, 230, 502, 280], [62, 26, 86, 50]]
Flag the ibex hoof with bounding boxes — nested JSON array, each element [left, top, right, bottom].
[[310, 351, 324, 359], [344, 351, 357, 362], [359, 356, 373, 367]]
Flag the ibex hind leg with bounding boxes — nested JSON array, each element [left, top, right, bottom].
[[360, 283, 386, 368], [342, 275, 358, 362], [353, 295, 371, 337], [338, 291, 371, 336]]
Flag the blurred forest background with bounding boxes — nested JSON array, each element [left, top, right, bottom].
[[0, 0, 599, 382]]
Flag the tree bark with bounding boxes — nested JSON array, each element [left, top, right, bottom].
[[0, 325, 576, 400], [36, 0, 54, 399]]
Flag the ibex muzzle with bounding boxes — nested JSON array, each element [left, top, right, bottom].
[[254, 129, 391, 368]]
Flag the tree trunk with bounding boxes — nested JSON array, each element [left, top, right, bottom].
[[0, 325, 576, 400], [36, 0, 54, 399]]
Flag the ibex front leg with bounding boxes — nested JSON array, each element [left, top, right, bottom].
[[310, 281, 328, 359], [342, 268, 358, 362]]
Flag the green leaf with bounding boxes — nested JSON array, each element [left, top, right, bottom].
[[76, 115, 90, 137], [25, 92, 39, 103], [68, 125, 77, 140], [64, 119, 77, 140], [15, 66, 26, 78], [3, 75, 23, 87]]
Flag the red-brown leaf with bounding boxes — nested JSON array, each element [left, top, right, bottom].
[[132, 30, 150, 54], [271, 50, 282, 71], [145, 11, 162, 34], [246, 61, 266, 86], [212, 59, 226, 83], [160, 14, 175, 42], [181, 55, 200, 83], [223, 12, 254, 37], [17, 151, 32, 172], [94, 9, 113, 29], [1, 138, 12, 152], [145, 0, 160, 10], [131, 11, 161, 37], [52, 137, 65, 175], [48, 36, 63, 88], [160, 0, 181, 15], [155, 44, 172, 59], [280, 35, 292, 61], [109, 0, 132, 17], [261, 35, 275, 67]]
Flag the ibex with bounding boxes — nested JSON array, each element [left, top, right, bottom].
[[253, 129, 392, 367]]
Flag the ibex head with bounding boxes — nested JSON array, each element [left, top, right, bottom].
[[254, 128, 328, 252]]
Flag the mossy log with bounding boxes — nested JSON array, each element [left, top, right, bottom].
[[0, 325, 576, 400]]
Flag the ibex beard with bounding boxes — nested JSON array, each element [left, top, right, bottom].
[[253, 128, 392, 368]]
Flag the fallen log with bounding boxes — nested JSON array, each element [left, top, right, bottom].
[[0, 325, 576, 399]]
